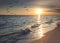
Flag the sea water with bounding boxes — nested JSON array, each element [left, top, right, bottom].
[[0, 15, 60, 43]]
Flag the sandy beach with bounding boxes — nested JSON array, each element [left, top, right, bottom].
[[30, 26, 60, 43]]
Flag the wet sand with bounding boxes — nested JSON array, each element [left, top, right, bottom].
[[30, 26, 60, 43]]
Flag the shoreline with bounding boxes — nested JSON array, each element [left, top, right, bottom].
[[30, 26, 60, 43]]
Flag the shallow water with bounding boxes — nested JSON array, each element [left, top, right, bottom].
[[0, 15, 60, 43]]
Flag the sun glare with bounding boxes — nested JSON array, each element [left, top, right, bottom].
[[35, 8, 43, 15]]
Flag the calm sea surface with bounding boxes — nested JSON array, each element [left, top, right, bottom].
[[0, 15, 60, 43]]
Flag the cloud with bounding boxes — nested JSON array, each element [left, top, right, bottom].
[[0, 0, 60, 8], [0, 0, 35, 8], [46, 8, 60, 13]]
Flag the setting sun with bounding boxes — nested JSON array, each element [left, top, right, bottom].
[[35, 8, 43, 15]]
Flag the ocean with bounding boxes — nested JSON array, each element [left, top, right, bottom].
[[0, 15, 60, 43]]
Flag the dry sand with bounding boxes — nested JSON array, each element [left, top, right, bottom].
[[30, 26, 60, 43]]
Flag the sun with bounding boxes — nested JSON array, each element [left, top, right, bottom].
[[35, 8, 43, 15]]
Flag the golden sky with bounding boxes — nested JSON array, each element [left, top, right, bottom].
[[0, 0, 60, 15]]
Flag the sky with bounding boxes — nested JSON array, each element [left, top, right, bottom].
[[0, 0, 60, 15]]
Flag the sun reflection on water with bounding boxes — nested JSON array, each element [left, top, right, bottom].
[[33, 26, 45, 40], [37, 15, 40, 23], [37, 26, 44, 39]]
